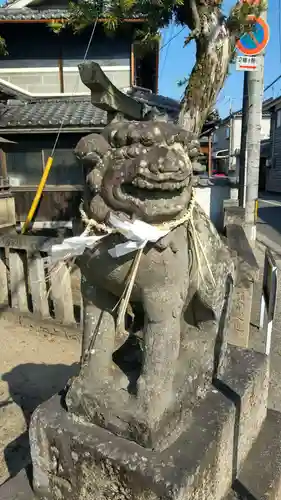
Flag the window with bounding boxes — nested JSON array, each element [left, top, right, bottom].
[[276, 109, 281, 128], [6, 150, 42, 186], [43, 149, 83, 185], [213, 133, 218, 144], [225, 126, 230, 139], [6, 148, 83, 186]]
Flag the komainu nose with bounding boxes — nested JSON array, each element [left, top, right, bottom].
[[148, 146, 181, 173], [146, 145, 190, 177], [158, 150, 187, 174]]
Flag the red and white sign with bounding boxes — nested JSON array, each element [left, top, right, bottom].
[[240, 0, 261, 4], [236, 55, 257, 71], [236, 16, 270, 56]]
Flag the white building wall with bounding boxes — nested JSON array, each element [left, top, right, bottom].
[[213, 115, 271, 177], [0, 65, 130, 94], [0, 21, 132, 94], [266, 106, 281, 192], [231, 116, 270, 153]]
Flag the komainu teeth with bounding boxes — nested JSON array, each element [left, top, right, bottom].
[[131, 176, 188, 191], [138, 179, 149, 189], [140, 160, 148, 168]]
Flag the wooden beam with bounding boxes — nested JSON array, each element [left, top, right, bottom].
[[208, 134, 212, 177], [41, 149, 45, 173], [58, 55, 64, 93], [0, 149, 8, 179]]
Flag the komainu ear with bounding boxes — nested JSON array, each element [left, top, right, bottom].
[[74, 133, 110, 162]]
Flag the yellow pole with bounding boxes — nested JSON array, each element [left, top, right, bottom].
[[254, 198, 259, 223], [21, 156, 53, 234]]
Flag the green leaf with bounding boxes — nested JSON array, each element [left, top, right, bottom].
[[103, 14, 119, 30], [177, 76, 188, 87], [120, 0, 137, 11], [47, 21, 65, 34], [0, 36, 8, 56]]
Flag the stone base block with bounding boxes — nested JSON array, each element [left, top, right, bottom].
[[225, 409, 281, 500], [66, 322, 224, 451], [29, 347, 268, 500], [0, 468, 34, 499]]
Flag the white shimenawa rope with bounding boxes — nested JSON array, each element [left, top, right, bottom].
[[79, 188, 215, 334]]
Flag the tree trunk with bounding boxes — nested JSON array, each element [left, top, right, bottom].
[[179, 36, 232, 135], [178, 0, 257, 136]]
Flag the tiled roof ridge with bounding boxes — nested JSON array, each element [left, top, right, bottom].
[[0, 75, 220, 131], [27, 96, 92, 104], [0, 79, 179, 112], [0, 5, 145, 20]]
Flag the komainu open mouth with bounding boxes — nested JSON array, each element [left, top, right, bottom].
[[121, 183, 186, 202], [131, 176, 189, 192]]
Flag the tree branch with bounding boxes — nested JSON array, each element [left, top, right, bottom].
[[64, 0, 265, 138], [178, 0, 265, 134], [0, 36, 7, 56], [226, 0, 265, 36]]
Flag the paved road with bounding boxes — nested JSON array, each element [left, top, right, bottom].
[[257, 193, 281, 251], [250, 194, 281, 411]]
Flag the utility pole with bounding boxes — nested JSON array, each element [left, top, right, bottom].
[[238, 72, 249, 207], [238, 9, 268, 243]]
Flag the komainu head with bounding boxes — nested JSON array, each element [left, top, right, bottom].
[[75, 120, 200, 223]]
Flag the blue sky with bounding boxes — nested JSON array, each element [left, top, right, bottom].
[[158, 0, 279, 117]]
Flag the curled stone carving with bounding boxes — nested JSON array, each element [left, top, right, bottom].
[[66, 119, 235, 451]]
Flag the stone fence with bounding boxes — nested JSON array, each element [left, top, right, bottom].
[[0, 233, 82, 335], [0, 223, 259, 347]]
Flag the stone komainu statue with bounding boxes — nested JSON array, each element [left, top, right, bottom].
[[66, 120, 235, 451]]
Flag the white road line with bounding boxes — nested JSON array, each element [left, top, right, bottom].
[[259, 199, 281, 207]]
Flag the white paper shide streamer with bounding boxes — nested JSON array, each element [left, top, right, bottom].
[[50, 213, 170, 263]]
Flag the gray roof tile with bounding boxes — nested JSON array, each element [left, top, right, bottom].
[[0, 89, 180, 130], [0, 82, 183, 130], [0, 98, 108, 129], [0, 5, 145, 21], [0, 7, 70, 20], [127, 88, 180, 113], [0, 84, 219, 132]]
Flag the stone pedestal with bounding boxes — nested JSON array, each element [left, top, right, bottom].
[[29, 348, 268, 500]]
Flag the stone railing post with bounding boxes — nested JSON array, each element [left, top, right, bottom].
[[225, 223, 259, 347], [0, 248, 8, 305], [9, 248, 29, 312], [28, 251, 50, 318], [49, 260, 75, 325], [0, 233, 77, 327]]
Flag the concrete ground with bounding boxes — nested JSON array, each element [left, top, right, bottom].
[[1, 194, 281, 485]]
